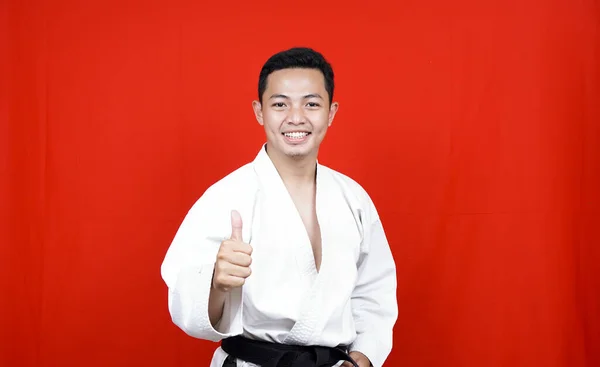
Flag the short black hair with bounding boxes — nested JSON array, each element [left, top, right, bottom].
[[258, 47, 335, 105]]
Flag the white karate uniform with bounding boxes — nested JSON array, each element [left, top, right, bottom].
[[161, 145, 398, 367]]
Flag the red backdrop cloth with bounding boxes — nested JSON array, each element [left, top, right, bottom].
[[1, 1, 599, 366]]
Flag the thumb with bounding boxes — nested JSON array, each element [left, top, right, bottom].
[[230, 210, 243, 241]]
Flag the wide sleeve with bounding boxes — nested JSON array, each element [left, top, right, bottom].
[[349, 207, 398, 367], [160, 189, 245, 342]]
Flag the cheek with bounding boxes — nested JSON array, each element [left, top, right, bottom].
[[311, 112, 331, 131], [262, 113, 282, 130]]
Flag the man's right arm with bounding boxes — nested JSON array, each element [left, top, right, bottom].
[[208, 286, 227, 327], [208, 210, 252, 327], [160, 193, 247, 342]]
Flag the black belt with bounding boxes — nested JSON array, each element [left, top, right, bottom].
[[221, 335, 359, 367]]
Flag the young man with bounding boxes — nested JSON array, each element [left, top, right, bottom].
[[161, 47, 398, 367]]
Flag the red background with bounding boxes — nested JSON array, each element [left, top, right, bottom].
[[2, 1, 599, 366]]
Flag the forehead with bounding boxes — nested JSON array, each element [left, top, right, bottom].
[[265, 68, 326, 93]]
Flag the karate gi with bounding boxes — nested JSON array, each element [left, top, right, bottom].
[[161, 145, 398, 367]]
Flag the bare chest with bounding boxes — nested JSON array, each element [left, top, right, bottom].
[[290, 195, 322, 272]]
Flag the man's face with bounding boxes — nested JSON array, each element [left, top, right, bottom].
[[252, 68, 338, 159]]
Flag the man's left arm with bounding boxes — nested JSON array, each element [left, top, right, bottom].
[[347, 213, 398, 367]]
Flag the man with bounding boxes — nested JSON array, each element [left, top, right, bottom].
[[161, 47, 398, 367]]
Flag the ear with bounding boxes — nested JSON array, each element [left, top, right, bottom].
[[252, 100, 264, 126], [327, 101, 339, 127]]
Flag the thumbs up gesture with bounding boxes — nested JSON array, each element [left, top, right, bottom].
[[212, 210, 253, 292]]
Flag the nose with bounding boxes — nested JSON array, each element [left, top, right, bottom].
[[286, 105, 306, 125]]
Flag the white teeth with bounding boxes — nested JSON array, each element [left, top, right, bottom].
[[284, 132, 309, 139]]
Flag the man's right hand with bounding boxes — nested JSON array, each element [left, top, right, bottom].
[[212, 210, 253, 292]]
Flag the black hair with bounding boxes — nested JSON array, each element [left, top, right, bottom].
[[258, 47, 335, 105]]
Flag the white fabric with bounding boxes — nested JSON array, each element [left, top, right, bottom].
[[161, 145, 398, 367]]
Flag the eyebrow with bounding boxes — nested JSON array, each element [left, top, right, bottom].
[[268, 93, 324, 100]]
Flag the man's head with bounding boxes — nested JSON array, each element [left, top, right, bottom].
[[252, 47, 339, 160]]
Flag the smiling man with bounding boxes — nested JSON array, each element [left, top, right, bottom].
[[161, 47, 398, 367]]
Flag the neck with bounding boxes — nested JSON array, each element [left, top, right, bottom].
[[265, 145, 317, 186]]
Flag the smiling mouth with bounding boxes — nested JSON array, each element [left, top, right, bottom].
[[282, 131, 311, 140]]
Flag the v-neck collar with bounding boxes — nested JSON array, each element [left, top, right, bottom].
[[251, 144, 347, 345], [252, 144, 328, 276]]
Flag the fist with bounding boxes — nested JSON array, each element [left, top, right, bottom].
[[212, 210, 253, 292], [343, 351, 371, 367]]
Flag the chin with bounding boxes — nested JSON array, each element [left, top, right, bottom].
[[283, 143, 315, 158], [286, 151, 308, 159]]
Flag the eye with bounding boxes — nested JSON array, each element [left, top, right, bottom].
[[306, 102, 321, 108], [272, 102, 286, 108]]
